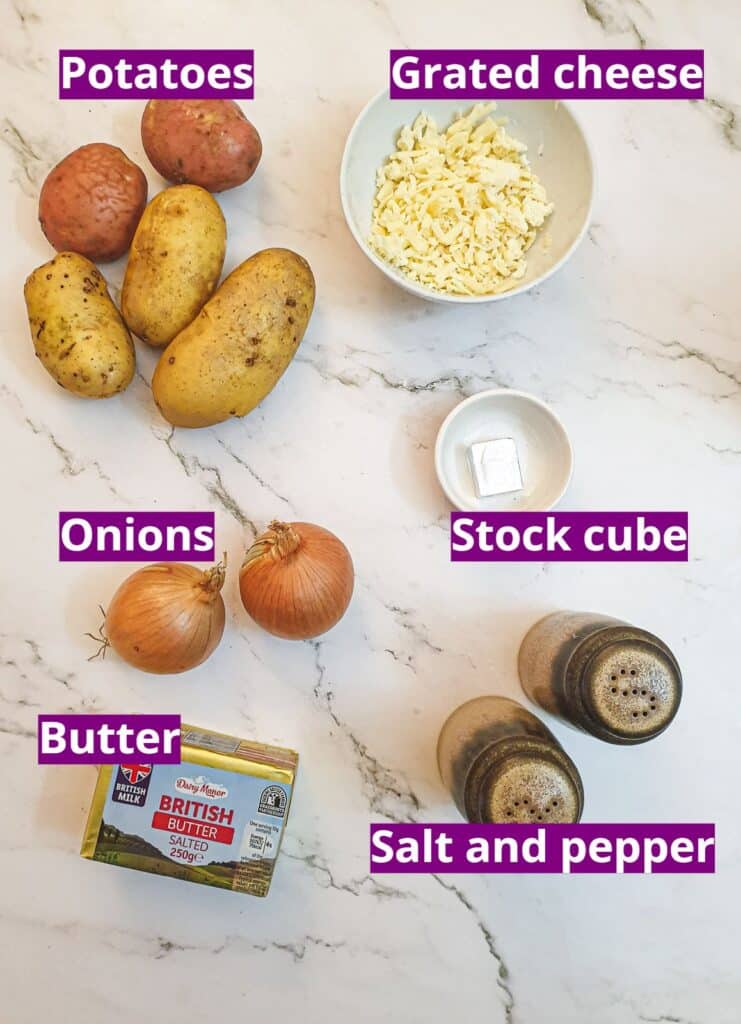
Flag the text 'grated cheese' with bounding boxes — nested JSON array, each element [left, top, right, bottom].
[[368, 103, 554, 296]]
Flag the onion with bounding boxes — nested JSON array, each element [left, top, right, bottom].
[[99, 559, 226, 674], [239, 521, 354, 640]]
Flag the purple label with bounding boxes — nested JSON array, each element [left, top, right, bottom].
[[451, 512, 688, 562], [370, 824, 715, 874], [390, 50, 704, 100], [58, 511, 215, 562], [59, 50, 254, 99], [38, 714, 181, 765]]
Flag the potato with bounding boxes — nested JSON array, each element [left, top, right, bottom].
[[121, 185, 226, 348], [38, 144, 147, 262], [24, 252, 135, 399], [152, 248, 314, 428], [141, 100, 262, 193]]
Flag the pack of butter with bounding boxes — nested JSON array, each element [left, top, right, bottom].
[[80, 724, 298, 898]]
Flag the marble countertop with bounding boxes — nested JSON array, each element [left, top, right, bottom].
[[1, 1, 738, 1022]]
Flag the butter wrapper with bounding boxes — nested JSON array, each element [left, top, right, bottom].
[[81, 724, 298, 898]]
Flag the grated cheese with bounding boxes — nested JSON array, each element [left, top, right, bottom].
[[368, 103, 554, 296]]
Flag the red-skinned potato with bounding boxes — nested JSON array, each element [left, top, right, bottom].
[[141, 99, 262, 193], [38, 143, 147, 263]]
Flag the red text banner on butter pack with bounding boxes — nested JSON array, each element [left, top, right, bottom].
[[389, 50, 704, 100], [151, 811, 235, 845], [370, 824, 715, 875], [450, 512, 688, 562], [59, 50, 254, 99], [59, 511, 215, 561]]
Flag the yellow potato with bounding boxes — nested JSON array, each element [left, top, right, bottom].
[[121, 185, 226, 347], [152, 248, 315, 428], [24, 252, 135, 399]]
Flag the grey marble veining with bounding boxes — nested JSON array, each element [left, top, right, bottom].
[[1, 2, 738, 1022]]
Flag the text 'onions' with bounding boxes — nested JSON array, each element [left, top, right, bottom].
[[239, 521, 354, 640], [101, 559, 226, 674]]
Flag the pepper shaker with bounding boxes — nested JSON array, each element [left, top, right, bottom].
[[437, 695, 583, 824], [518, 611, 682, 745]]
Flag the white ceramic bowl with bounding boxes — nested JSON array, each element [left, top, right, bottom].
[[340, 89, 594, 303], [434, 389, 573, 511]]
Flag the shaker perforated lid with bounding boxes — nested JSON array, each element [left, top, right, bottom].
[[582, 637, 681, 741], [479, 749, 582, 825]]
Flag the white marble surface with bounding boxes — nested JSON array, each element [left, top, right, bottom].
[[1, 1, 739, 1021]]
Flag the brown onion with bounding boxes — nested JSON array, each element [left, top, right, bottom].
[[100, 559, 226, 674], [239, 521, 353, 640]]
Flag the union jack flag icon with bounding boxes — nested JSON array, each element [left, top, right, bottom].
[[120, 764, 152, 784]]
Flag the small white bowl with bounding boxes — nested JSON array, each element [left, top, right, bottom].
[[340, 89, 594, 304], [434, 390, 573, 511]]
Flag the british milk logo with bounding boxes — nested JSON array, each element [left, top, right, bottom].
[[113, 764, 153, 806], [175, 775, 228, 800]]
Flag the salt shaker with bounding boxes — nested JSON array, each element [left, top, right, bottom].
[[518, 611, 682, 745], [437, 695, 583, 824]]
